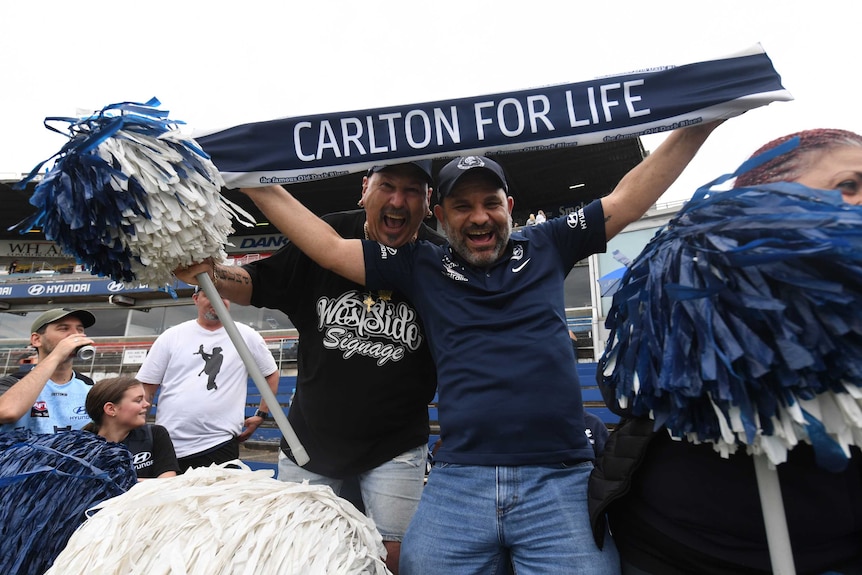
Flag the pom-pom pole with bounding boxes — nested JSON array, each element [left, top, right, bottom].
[[753, 454, 795, 574], [10, 98, 308, 465], [197, 272, 309, 466]]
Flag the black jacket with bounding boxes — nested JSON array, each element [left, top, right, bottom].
[[587, 415, 655, 548]]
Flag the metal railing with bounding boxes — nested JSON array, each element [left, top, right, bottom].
[[0, 335, 300, 379]]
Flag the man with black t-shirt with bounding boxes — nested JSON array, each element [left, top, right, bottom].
[[175, 160, 441, 574]]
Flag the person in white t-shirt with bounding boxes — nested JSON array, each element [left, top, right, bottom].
[[136, 287, 279, 472]]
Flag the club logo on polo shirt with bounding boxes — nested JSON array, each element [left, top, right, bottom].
[[441, 255, 468, 282], [510, 245, 531, 273]]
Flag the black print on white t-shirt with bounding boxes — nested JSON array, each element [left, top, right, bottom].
[[194, 344, 224, 390]]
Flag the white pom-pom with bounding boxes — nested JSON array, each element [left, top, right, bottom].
[[47, 462, 390, 575]]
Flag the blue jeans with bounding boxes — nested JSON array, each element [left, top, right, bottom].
[[278, 444, 427, 542], [401, 461, 619, 575]]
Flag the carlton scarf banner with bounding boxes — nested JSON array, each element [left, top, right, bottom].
[[194, 44, 792, 188]]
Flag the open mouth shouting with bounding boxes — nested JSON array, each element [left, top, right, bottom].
[[465, 227, 496, 250], [381, 212, 408, 233]]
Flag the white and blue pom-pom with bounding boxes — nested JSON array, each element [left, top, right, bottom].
[[11, 98, 253, 285], [600, 151, 862, 470]]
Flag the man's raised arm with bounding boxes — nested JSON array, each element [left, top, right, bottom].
[[174, 261, 254, 305], [240, 185, 366, 285], [601, 120, 723, 240]]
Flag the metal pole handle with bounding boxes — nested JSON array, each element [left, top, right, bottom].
[[196, 271, 309, 466], [753, 453, 795, 574]]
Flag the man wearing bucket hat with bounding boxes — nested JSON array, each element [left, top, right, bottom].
[[233, 120, 724, 573], [175, 160, 442, 573], [0, 308, 96, 433]]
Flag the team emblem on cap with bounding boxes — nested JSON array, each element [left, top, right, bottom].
[[457, 156, 485, 170]]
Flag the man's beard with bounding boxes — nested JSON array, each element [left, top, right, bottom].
[[443, 216, 512, 268], [203, 310, 220, 321]]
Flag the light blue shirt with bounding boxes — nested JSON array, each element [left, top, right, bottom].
[[0, 373, 92, 434]]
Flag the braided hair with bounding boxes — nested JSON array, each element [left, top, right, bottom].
[[734, 128, 862, 188]]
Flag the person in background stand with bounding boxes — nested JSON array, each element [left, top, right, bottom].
[[83, 376, 179, 480], [0, 309, 96, 433], [136, 287, 279, 472], [174, 160, 442, 574]]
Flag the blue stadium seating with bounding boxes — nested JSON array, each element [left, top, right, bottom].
[[578, 362, 620, 428], [247, 365, 618, 457], [244, 376, 296, 443]]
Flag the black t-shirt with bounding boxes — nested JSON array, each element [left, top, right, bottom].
[[245, 210, 442, 478], [609, 431, 862, 574], [122, 424, 180, 479]]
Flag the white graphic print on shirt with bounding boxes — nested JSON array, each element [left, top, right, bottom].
[[317, 290, 423, 366]]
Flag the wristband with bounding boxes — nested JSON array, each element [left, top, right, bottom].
[[254, 409, 270, 420]]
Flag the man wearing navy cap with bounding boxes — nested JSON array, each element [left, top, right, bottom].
[[175, 160, 443, 574], [0, 308, 96, 433], [233, 119, 724, 573]]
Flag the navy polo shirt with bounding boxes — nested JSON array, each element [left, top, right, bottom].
[[364, 201, 607, 466]]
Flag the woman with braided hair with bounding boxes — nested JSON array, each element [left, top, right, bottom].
[[735, 128, 862, 200], [588, 128, 862, 575]]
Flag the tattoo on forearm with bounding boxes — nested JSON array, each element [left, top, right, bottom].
[[215, 267, 251, 286]]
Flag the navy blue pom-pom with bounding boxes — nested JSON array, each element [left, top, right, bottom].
[[0, 430, 136, 575], [600, 174, 862, 468]]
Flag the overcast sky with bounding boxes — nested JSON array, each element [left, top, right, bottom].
[[1, 0, 856, 204]]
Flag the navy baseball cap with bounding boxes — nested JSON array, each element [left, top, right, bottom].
[[436, 156, 508, 203], [366, 160, 433, 185]]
